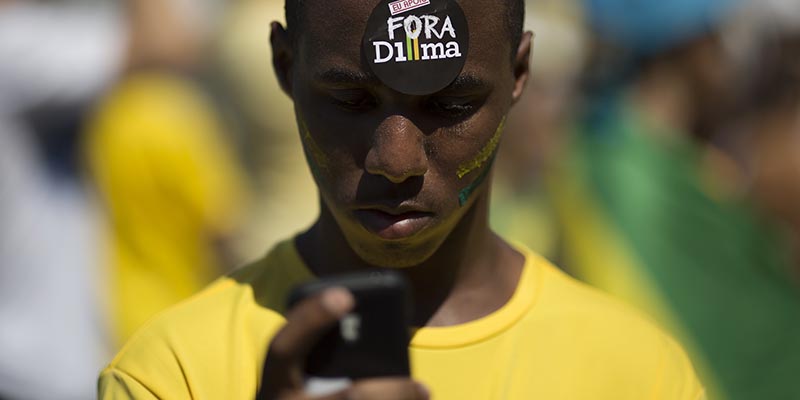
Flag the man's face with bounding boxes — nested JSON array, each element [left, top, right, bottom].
[[281, 0, 526, 267]]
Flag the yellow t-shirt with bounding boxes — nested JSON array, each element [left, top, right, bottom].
[[99, 239, 705, 399], [85, 73, 247, 346]]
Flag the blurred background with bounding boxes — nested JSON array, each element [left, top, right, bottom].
[[0, 0, 798, 398]]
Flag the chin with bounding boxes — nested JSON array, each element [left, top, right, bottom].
[[347, 234, 444, 269]]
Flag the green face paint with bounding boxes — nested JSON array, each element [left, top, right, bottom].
[[299, 117, 330, 181], [458, 152, 497, 206], [456, 117, 506, 206]]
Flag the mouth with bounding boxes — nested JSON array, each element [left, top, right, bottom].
[[353, 206, 435, 240]]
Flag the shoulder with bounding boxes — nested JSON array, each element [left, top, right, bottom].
[[87, 73, 222, 155], [101, 276, 279, 398], [523, 252, 705, 399], [530, 251, 666, 334], [100, 240, 311, 398]]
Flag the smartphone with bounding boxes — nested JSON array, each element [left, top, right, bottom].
[[287, 270, 412, 387]]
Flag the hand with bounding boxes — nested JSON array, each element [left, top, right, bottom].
[[257, 287, 430, 400]]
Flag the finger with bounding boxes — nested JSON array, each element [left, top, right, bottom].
[[259, 288, 354, 397], [320, 379, 430, 400], [272, 287, 354, 363]]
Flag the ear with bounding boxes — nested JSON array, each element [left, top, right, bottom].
[[511, 31, 534, 104], [270, 21, 294, 98]]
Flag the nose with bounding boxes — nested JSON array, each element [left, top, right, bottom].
[[365, 116, 429, 183]]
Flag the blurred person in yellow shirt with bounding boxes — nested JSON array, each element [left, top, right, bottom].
[[85, 0, 248, 347]]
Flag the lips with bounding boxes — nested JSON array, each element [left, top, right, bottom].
[[354, 207, 434, 240]]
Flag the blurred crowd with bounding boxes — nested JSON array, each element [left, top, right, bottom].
[[0, 0, 798, 399]]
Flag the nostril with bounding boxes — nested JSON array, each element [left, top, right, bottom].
[[356, 173, 425, 204], [365, 149, 428, 183]]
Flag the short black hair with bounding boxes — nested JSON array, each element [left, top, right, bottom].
[[285, 0, 525, 61]]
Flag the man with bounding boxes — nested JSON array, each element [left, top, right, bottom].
[[99, 0, 704, 398]]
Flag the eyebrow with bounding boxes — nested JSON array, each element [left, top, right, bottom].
[[315, 68, 380, 86], [443, 73, 491, 93], [314, 68, 490, 93]]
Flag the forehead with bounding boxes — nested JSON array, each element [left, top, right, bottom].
[[297, 0, 511, 76]]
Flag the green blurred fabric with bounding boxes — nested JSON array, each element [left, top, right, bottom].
[[561, 101, 800, 400]]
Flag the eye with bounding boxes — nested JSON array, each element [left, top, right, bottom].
[[427, 97, 477, 118], [329, 89, 378, 112]]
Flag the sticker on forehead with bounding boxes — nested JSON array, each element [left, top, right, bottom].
[[362, 0, 470, 95]]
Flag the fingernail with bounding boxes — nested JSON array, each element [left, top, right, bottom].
[[321, 287, 354, 316]]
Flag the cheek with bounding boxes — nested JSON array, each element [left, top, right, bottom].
[[455, 117, 505, 179], [298, 115, 361, 205], [429, 117, 505, 206], [298, 117, 332, 180], [295, 92, 363, 182]]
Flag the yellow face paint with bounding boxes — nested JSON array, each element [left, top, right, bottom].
[[299, 118, 331, 178], [456, 117, 506, 206], [456, 117, 506, 179]]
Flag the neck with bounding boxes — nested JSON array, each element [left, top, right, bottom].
[[296, 188, 524, 327]]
